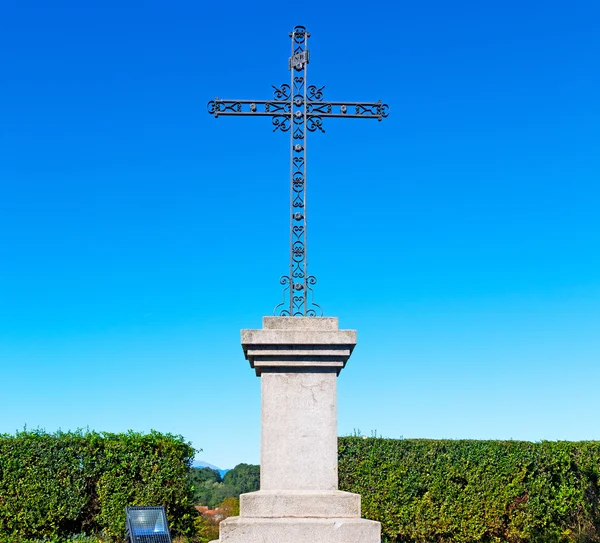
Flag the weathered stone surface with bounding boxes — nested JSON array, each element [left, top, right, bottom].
[[241, 329, 356, 346], [214, 516, 380, 543], [261, 370, 338, 490], [240, 490, 361, 518], [262, 316, 339, 331]]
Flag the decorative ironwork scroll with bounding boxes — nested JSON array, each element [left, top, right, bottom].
[[208, 26, 389, 316]]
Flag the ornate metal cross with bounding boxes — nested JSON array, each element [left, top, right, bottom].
[[208, 26, 389, 317]]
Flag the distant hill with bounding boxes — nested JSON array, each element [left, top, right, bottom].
[[193, 460, 229, 478], [189, 463, 260, 507]]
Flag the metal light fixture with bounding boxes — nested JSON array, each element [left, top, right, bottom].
[[125, 506, 172, 543]]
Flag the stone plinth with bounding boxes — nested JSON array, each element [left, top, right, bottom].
[[211, 317, 380, 543]]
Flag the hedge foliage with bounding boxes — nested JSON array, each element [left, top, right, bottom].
[[339, 437, 600, 543], [0, 429, 195, 542]]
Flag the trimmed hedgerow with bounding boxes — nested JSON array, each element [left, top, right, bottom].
[[338, 437, 600, 543], [0, 429, 195, 542]]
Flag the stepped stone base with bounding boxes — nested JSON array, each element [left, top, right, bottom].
[[212, 516, 380, 543], [240, 490, 361, 517], [210, 490, 379, 543]]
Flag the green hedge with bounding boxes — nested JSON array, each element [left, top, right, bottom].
[[339, 437, 600, 543], [0, 429, 195, 542]]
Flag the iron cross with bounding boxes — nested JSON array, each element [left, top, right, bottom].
[[208, 26, 389, 317]]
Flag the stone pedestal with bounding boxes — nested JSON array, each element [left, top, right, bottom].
[[212, 317, 380, 543]]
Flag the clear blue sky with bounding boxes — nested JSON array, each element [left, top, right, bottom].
[[1, 0, 599, 469]]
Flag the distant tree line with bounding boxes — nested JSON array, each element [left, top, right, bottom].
[[189, 463, 260, 508]]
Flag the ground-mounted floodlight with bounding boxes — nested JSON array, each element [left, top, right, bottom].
[[125, 506, 172, 543]]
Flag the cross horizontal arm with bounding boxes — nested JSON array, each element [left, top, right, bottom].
[[208, 99, 389, 121], [307, 101, 389, 120], [208, 98, 289, 118]]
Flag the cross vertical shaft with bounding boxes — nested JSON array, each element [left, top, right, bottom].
[[284, 26, 314, 317], [207, 26, 389, 317]]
